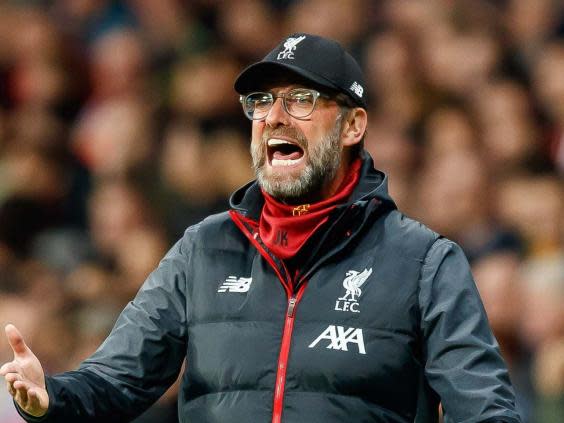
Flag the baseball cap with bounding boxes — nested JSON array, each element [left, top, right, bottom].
[[234, 33, 367, 108]]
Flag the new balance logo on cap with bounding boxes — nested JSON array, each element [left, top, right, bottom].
[[277, 35, 306, 60], [308, 325, 366, 354], [218, 276, 252, 293], [350, 81, 364, 98]]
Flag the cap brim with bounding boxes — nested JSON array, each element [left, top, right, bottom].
[[234, 61, 342, 95]]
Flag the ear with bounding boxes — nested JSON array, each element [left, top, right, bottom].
[[341, 108, 367, 147]]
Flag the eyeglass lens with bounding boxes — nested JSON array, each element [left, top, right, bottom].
[[243, 89, 317, 120]]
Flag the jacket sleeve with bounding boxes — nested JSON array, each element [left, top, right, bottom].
[[418, 238, 521, 423], [17, 237, 190, 422]]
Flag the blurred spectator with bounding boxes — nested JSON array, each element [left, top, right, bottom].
[[89, 28, 149, 101], [285, 0, 367, 46], [532, 42, 564, 174], [473, 252, 534, 422], [520, 256, 564, 349], [503, 0, 564, 66], [364, 120, 417, 213], [532, 339, 564, 423], [71, 98, 154, 177], [520, 255, 564, 421], [114, 226, 169, 298], [127, 0, 191, 56], [87, 178, 155, 262], [217, 0, 281, 60], [496, 174, 563, 258], [419, 27, 500, 97], [472, 80, 546, 175], [423, 104, 477, 157], [158, 120, 252, 239], [415, 149, 521, 262], [169, 51, 240, 120], [363, 30, 422, 130]]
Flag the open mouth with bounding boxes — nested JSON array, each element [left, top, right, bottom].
[[267, 138, 305, 167]]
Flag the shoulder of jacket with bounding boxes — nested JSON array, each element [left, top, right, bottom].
[[379, 210, 441, 262], [421, 237, 467, 268], [179, 211, 245, 251]]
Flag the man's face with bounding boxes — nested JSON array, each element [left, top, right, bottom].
[[250, 85, 345, 203]]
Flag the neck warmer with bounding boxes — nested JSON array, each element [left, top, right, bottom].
[[259, 159, 361, 259]]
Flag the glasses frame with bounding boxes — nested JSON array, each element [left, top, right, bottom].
[[239, 88, 332, 121]]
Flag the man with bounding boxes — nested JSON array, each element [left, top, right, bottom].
[[1, 33, 520, 423]]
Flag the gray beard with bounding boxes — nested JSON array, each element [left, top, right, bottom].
[[251, 117, 343, 203]]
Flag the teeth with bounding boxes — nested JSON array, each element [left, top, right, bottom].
[[268, 138, 293, 147], [272, 158, 302, 166]]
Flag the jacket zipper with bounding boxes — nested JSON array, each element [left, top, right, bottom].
[[272, 283, 307, 423], [228, 211, 308, 423]]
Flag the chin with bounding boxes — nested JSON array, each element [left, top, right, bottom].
[[260, 176, 322, 204], [267, 167, 303, 182]]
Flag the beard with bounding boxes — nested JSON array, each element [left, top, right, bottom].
[[251, 115, 344, 203]]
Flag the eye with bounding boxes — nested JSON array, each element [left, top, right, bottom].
[[255, 98, 271, 108], [287, 90, 314, 106], [248, 94, 272, 110], [296, 96, 312, 105]]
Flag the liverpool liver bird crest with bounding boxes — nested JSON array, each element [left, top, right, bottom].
[[338, 268, 372, 302]]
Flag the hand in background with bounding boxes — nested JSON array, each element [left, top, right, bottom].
[[0, 324, 49, 417]]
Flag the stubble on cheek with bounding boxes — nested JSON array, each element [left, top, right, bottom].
[[250, 136, 265, 169]]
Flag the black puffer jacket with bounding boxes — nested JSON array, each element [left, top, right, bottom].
[[21, 151, 520, 423]]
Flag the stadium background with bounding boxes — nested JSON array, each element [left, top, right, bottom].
[[0, 1, 562, 422]]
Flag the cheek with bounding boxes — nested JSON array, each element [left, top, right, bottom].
[[301, 125, 328, 151], [305, 109, 340, 144], [251, 121, 265, 141]]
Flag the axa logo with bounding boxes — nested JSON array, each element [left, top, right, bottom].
[[335, 268, 372, 313], [309, 325, 366, 355], [277, 35, 306, 60], [217, 276, 252, 293], [350, 81, 364, 98]]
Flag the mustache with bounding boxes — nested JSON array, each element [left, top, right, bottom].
[[261, 126, 307, 149]]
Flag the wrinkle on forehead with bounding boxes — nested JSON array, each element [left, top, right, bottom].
[[264, 84, 311, 94]]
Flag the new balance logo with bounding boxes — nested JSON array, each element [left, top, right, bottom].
[[277, 35, 306, 60], [350, 81, 364, 97], [217, 276, 252, 293], [308, 325, 366, 355]]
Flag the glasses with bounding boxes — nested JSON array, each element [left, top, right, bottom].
[[239, 88, 331, 120]]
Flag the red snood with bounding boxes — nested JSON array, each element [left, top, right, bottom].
[[259, 159, 361, 259]]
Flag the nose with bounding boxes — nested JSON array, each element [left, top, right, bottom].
[[265, 97, 291, 127]]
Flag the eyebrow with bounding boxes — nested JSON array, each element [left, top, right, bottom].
[[263, 85, 308, 94]]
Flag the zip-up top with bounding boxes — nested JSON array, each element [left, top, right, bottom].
[[228, 151, 396, 423], [25, 150, 520, 423]]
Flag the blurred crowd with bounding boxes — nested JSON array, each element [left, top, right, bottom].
[[0, 0, 563, 422]]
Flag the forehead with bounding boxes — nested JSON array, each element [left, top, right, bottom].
[[263, 84, 310, 93]]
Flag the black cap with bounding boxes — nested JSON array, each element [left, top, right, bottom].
[[234, 33, 367, 108]]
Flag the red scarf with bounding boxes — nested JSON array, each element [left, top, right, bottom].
[[259, 159, 361, 259]]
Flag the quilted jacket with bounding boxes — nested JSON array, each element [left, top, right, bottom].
[[20, 151, 520, 423]]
